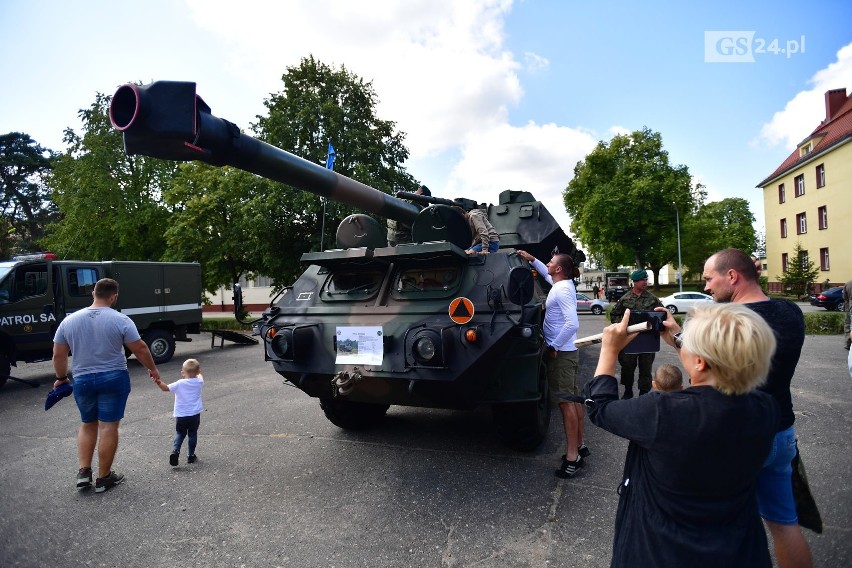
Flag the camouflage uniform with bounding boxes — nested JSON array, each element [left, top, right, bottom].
[[386, 218, 413, 247], [610, 289, 664, 395]]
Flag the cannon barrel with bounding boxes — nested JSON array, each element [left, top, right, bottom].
[[109, 81, 420, 224]]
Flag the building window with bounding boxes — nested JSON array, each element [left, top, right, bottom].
[[816, 164, 825, 188], [818, 206, 828, 230], [794, 174, 805, 197], [781, 253, 789, 273], [796, 212, 807, 234], [799, 143, 811, 156], [254, 275, 272, 287], [778, 183, 785, 203], [820, 248, 830, 271], [780, 218, 788, 238]]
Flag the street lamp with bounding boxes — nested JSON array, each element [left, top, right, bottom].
[[672, 201, 683, 293]]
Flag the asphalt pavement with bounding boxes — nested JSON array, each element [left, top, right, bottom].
[[0, 318, 849, 567]]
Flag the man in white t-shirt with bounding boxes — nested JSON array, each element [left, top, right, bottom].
[[518, 250, 587, 479]]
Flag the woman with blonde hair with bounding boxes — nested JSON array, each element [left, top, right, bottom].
[[584, 303, 779, 567]]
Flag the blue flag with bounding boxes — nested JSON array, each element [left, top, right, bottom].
[[325, 142, 336, 170]]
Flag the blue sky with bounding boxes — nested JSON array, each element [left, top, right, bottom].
[[2, 0, 851, 241]]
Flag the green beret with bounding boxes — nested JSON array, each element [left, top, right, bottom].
[[630, 269, 648, 281]]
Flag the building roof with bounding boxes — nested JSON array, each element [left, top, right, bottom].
[[757, 88, 852, 187]]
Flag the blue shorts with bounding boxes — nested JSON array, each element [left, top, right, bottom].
[[73, 369, 132, 423], [468, 241, 499, 253], [755, 425, 798, 524]]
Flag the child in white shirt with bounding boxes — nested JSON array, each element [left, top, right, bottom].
[[154, 358, 204, 466]]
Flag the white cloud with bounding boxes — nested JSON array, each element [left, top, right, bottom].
[[186, 0, 521, 156], [755, 41, 852, 149], [445, 122, 598, 231], [523, 52, 550, 73]]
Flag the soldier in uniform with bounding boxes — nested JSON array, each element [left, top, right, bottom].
[[609, 269, 663, 398], [387, 185, 430, 246]]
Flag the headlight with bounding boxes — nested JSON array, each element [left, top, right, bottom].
[[414, 336, 436, 360], [270, 329, 294, 360], [411, 330, 442, 364]]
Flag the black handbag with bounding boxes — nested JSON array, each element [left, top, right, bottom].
[[791, 447, 823, 533]]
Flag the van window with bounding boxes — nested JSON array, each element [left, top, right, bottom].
[[11, 264, 48, 302], [67, 268, 99, 296]]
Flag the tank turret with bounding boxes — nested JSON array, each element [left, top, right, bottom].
[[111, 81, 586, 451], [110, 81, 580, 261]]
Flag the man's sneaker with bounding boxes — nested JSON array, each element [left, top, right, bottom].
[[555, 455, 584, 479], [76, 467, 92, 489], [94, 471, 125, 493], [578, 445, 591, 458], [169, 452, 179, 467], [187, 454, 197, 464]]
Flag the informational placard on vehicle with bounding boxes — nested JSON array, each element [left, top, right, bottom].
[[336, 326, 383, 365]]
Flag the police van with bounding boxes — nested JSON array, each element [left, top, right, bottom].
[[0, 253, 202, 388]]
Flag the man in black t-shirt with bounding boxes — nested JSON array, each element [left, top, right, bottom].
[[702, 248, 813, 568]]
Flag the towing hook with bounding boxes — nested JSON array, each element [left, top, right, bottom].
[[332, 368, 363, 397]]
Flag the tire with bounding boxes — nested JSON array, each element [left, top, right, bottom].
[[492, 362, 551, 452], [591, 305, 603, 315], [0, 355, 10, 389], [834, 300, 844, 312], [666, 305, 678, 315], [319, 397, 390, 430], [143, 329, 176, 364]]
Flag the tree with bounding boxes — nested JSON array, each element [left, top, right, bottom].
[[43, 91, 176, 261], [251, 56, 416, 284], [563, 128, 702, 288], [679, 197, 757, 277], [163, 164, 268, 293], [0, 132, 57, 257], [778, 241, 819, 298]]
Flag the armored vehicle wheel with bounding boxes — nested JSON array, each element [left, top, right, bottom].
[[143, 329, 176, 365], [319, 397, 390, 430], [491, 363, 551, 452]]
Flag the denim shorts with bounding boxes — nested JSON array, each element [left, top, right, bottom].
[[73, 369, 132, 423], [755, 425, 798, 524]]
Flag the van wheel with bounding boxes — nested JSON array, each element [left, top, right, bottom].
[[0, 356, 10, 389], [143, 330, 175, 364]]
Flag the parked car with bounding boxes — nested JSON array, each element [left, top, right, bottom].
[[659, 292, 714, 314], [809, 286, 844, 311], [576, 293, 609, 315]]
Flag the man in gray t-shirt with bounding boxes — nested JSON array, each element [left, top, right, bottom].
[[52, 278, 161, 493]]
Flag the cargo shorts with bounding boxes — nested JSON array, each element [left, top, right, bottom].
[[546, 349, 580, 403]]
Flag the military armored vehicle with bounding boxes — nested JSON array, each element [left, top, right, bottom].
[[0, 253, 202, 388], [110, 81, 584, 450]]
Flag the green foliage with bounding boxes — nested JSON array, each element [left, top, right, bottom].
[[778, 241, 820, 298], [162, 164, 263, 293], [563, 127, 702, 287], [201, 318, 252, 332], [803, 311, 845, 335], [251, 56, 416, 284], [0, 132, 58, 257], [680, 198, 757, 277], [44, 92, 175, 260]]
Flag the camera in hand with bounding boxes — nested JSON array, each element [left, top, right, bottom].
[[624, 310, 666, 354]]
